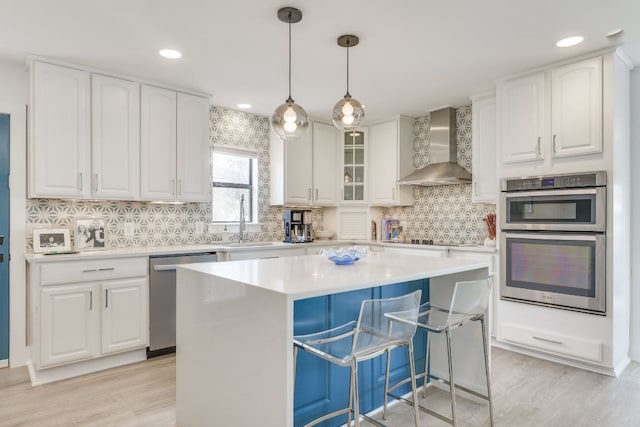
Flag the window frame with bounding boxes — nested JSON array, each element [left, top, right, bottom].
[[211, 145, 259, 224]]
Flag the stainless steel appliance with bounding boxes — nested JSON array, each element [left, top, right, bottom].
[[148, 252, 217, 357], [500, 171, 606, 314], [283, 209, 313, 243]]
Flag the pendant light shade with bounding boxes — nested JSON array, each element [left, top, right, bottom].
[[333, 34, 365, 131], [272, 7, 309, 140]]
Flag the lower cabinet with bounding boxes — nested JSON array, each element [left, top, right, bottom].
[[33, 257, 148, 372], [293, 280, 429, 427], [40, 283, 100, 367], [101, 278, 148, 355]]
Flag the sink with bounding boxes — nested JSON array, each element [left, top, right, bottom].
[[219, 242, 283, 248]]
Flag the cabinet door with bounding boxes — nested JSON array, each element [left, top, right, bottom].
[[140, 85, 177, 200], [40, 283, 99, 368], [177, 93, 210, 202], [285, 129, 313, 205], [342, 129, 367, 203], [551, 57, 602, 158], [471, 96, 498, 203], [101, 278, 148, 355], [369, 120, 398, 205], [31, 61, 90, 198], [91, 74, 140, 199], [498, 72, 545, 164], [312, 122, 339, 205]]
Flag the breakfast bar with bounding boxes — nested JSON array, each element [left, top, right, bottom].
[[175, 252, 490, 427]]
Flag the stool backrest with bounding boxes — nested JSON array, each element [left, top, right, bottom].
[[353, 290, 421, 354], [449, 277, 493, 317]]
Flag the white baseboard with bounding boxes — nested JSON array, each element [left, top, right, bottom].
[[28, 349, 147, 386], [0, 359, 8, 368]]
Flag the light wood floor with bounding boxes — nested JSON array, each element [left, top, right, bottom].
[[1, 348, 639, 426]]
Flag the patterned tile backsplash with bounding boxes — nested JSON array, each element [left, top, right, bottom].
[[383, 105, 495, 244], [26, 105, 492, 249]]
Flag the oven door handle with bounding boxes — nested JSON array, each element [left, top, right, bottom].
[[502, 232, 600, 241], [503, 188, 599, 198]]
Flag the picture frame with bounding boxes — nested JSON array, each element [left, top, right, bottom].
[[33, 228, 71, 253], [74, 217, 107, 251]]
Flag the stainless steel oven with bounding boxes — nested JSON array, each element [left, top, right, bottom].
[[500, 171, 606, 314]]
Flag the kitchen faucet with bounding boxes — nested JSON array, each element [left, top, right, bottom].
[[239, 194, 246, 244]]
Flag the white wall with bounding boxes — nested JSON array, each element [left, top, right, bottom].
[[630, 67, 640, 362], [0, 59, 29, 366]]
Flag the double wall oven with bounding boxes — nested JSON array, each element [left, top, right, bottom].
[[500, 171, 606, 314]]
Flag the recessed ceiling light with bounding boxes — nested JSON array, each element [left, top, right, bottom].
[[606, 28, 624, 38], [237, 103, 252, 109], [556, 36, 584, 48], [159, 49, 182, 59]]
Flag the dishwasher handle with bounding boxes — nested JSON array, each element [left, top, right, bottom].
[[153, 264, 180, 272]]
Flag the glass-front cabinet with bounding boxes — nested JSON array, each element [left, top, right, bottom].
[[342, 128, 367, 203]]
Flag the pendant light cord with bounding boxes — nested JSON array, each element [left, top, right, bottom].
[[345, 40, 350, 97], [287, 13, 293, 102]]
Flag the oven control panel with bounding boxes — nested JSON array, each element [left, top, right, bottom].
[[502, 171, 606, 192]]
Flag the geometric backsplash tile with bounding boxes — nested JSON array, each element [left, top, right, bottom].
[[384, 105, 495, 245], [26, 104, 492, 249]]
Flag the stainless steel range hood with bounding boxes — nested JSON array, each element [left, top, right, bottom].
[[397, 107, 472, 186]]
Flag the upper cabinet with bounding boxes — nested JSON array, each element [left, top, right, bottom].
[[368, 117, 413, 206], [497, 56, 603, 165], [140, 87, 210, 202], [91, 74, 140, 200], [30, 61, 91, 198], [270, 121, 339, 206], [471, 94, 497, 203], [341, 128, 367, 204], [497, 72, 545, 164], [550, 57, 602, 158], [29, 59, 210, 202]]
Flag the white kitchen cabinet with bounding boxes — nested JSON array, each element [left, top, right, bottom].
[[383, 246, 448, 258], [368, 117, 413, 206], [222, 247, 306, 261], [101, 278, 148, 355], [140, 85, 178, 200], [40, 283, 99, 368], [29, 257, 148, 382], [498, 56, 603, 166], [497, 72, 545, 164], [550, 57, 602, 158], [471, 94, 498, 203], [270, 121, 339, 206], [30, 61, 91, 198], [91, 74, 140, 199], [176, 93, 211, 202], [341, 128, 367, 203], [141, 86, 210, 202], [312, 122, 340, 205]]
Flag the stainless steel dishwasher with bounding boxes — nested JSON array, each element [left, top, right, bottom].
[[148, 252, 217, 357]]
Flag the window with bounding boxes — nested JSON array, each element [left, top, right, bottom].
[[211, 146, 258, 223]]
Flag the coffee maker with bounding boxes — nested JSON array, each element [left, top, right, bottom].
[[283, 209, 313, 243]]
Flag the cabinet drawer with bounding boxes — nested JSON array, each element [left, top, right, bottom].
[[40, 257, 148, 286], [503, 323, 602, 363]]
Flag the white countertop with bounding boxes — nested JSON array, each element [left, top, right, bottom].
[[180, 252, 490, 300], [24, 239, 496, 263]]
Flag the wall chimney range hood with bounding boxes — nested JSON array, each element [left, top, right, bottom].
[[397, 107, 472, 186]]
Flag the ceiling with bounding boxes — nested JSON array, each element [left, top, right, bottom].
[[1, 0, 638, 123]]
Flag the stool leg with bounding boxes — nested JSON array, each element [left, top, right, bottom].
[[445, 328, 457, 426], [408, 340, 421, 427], [383, 348, 391, 420], [348, 363, 354, 427], [293, 345, 298, 387], [423, 329, 431, 398], [352, 359, 361, 427], [480, 317, 494, 427]]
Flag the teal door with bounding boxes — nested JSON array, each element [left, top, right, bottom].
[[0, 114, 9, 361]]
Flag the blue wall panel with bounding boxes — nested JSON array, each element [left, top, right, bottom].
[[0, 114, 10, 361]]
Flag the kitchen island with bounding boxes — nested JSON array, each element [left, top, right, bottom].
[[175, 252, 490, 427]]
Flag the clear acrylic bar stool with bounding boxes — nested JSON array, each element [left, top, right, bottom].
[[293, 290, 422, 427], [384, 277, 494, 426]]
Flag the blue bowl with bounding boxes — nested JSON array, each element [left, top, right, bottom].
[[328, 255, 360, 265]]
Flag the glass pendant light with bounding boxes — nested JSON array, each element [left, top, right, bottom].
[[333, 34, 365, 131], [272, 7, 309, 140]]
